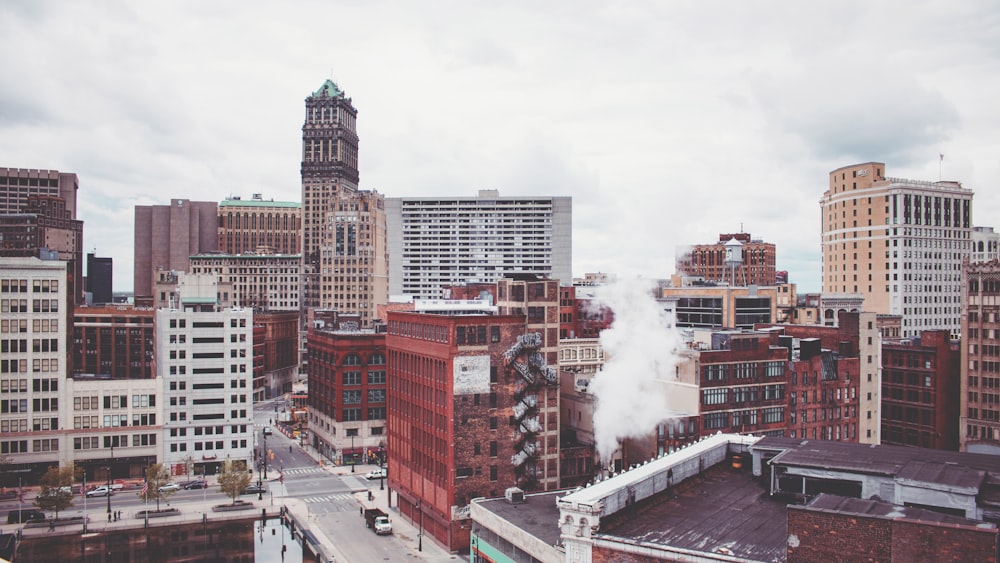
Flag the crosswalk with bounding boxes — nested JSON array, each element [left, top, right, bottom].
[[302, 493, 355, 504], [279, 466, 327, 476]]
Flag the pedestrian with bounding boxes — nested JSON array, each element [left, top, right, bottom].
[[48, 519, 54, 532], [107, 512, 111, 523]]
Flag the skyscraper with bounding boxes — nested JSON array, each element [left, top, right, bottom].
[[820, 162, 973, 338], [0, 167, 78, 217], [85, 251, 113, 305], [301, 80, 360, 312], [133, 199, 218, 304], [386, 190, 572, 299]]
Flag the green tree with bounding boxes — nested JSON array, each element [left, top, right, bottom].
[[34, 465, 76, 520], [138, 463, 176, 511], [217, 460, 250, 504]]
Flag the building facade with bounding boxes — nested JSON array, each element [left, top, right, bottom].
[[188, 252, 300, 312], [881, 330, 960, 450], [972, 226, 1000, 263], [0, 196, 84, 305], [961, 259, 1000, 454], [72, 306, 155, 379], [821, 162, 973, 338], [133, 199, 218, 303], [86, 252, 113, 305], [676, 232, 777, 286], [301, 80, 360, 312], [156, 293, 253, 476], [217, 195, 301, 255], [0, 167, 78, 217], [386, 190, 573, 300], [306, 324, 386, 466]]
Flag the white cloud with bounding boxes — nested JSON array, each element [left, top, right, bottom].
[[1, 0, 999, 292]]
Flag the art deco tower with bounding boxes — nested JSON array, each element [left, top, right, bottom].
[[301, 80, 360, 311]]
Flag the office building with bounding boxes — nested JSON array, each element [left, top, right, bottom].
[[881, 330, 960, 450], [306, 317, 386, 465], [71, 306, 155, 379], [189, 252, 300, 312], [386, 281, 562, 552], [0, 196, 84, 305], [962, 259, 1000, 455], [676, 232, 777, 286], [85, 251, 113, 305], [973, 226, 1000, 263], [133, 199, 218, 304], [821, 162, 973, 338], [301, 80, 360, 311], [0, 167, 78, 217], [217, 195, 301, 255], [386, 190, 572, 300], [156, 275, 253, 475]]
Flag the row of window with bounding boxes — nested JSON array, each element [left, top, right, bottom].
[[0, 279, 58, 293], [168, 439, 248, 453]]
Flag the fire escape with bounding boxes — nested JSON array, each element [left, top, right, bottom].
[[505, 332, 558, 489]]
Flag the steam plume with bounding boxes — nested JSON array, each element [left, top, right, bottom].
[[589, 277, 684, 464]]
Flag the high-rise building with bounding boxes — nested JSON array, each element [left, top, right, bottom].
[[189, 252, 300, 311], [85, 251, 113, 305], [821, 162, 973, 338], [156, 274, 253, 476], [386, 190, 573, 299], [0, 195, 84, 305], [676, 232, 777, 286], [961, 259, 1000, 454], [217, 195, 301, 255], [301, 80, 360, 312], [0, 167, 78, 217], [133, 199, 218, 304]]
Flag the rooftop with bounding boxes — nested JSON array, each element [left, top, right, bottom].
[[219, 198, 299, 208]]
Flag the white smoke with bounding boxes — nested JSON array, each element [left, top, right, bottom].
[[589, 277, 685, 464]]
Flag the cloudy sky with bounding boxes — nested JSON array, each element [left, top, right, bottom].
[[2, 1, 997, 291]]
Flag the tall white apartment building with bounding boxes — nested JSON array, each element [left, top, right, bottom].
[[157, 274, 254, 475], [821, 162, 973, 338], [386, 190, 572, 299], [0, 257, 68, 474]]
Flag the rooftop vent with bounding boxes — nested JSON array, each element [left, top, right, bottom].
[[505, 487, 525, 504]]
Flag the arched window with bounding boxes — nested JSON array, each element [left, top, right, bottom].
[[343, 353, 362, 366]]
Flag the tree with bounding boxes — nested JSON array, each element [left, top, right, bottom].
[[138, 463, 176, 511], [34, 465, 75, 520], [217, 460, 251, 504]]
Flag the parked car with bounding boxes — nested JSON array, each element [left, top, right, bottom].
[[183, 480, 207, 490], [86, 486, 113, 498], [263, 426, 273, 436], [365, 468, 387, 480], [157, 483, 181, 493], [7, 509, 44, 524], [243, 484, 266, 495]]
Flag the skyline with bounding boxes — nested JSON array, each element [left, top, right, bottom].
[[2, 1, 998, 292]]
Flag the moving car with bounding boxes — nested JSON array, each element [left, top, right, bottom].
[[365, 468, 387, 480], [86, 486, 114, 497], [157, 483, 181, 493], [183, 480, 207, 490]]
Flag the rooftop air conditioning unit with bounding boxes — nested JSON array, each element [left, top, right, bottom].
[[505, 487, 525, 504]]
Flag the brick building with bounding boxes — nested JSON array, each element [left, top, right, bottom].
[[676, 232, 777, 286], [387, 276, 561, 552], [306, 322, 386, 465], [133, 199, 218, 304], [881, 330, 960, 450], [71, 306, 155, 379], [0, 195, 84, 304], [962, 259, 1000, 454], [217, 195, 300, 255]]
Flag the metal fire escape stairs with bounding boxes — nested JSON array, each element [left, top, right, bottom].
[[505, 333, 558, 488]]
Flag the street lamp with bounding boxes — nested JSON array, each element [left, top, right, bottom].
[[107, 444, 114, 518], [379, 443, 385, 491], [262, 428, 268, 480], [350, 435, 355, 473], [417, 500, 423, 552]]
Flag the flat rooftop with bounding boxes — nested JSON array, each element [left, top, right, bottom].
[[600, 463, 787, 561]]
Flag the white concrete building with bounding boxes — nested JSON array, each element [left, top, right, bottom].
[[157, 274, 254, 476], [972, 226, 1000, 264], [386, 190, 572, 299]]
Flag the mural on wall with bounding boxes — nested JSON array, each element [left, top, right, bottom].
[[453, 355, 491, 395]]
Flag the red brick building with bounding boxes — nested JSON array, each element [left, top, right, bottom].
[[676, 232, 777, 286], [881, 330, 960, 450], [306, 326, 386, 465], [71, 306, 155, 379]]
